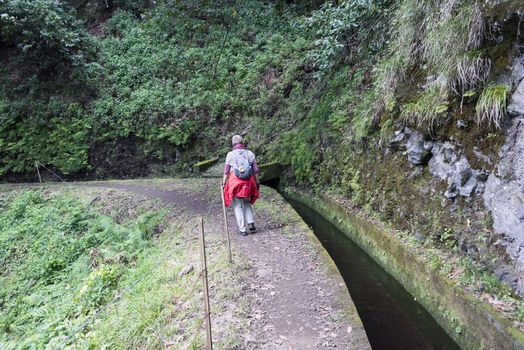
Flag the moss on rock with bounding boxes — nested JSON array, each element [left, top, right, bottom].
[[192, 158, 219, 173]]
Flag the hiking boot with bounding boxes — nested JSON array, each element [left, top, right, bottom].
[[248, 223, 257, 233], [239, 230, 248, 237]]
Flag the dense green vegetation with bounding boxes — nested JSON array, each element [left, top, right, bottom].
[[1, 0, 519, 180], [1, 0, 521, 283], [268, 0, 519, 190], [0, 180, 253, 350], [0, 0, 317, 177], [1, 0, 524, 318], [0, 186, 216, 349], [0, 187, 161, 347]]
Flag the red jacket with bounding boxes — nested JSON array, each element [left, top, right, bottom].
[[223, 174, 259, 207]]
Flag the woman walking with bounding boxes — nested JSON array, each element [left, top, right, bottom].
[[222, 135, 260, 236]]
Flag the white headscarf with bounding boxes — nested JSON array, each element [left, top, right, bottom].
[[232, 134, 243, 145]]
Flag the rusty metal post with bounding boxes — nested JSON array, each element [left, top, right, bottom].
[[199, 218, 213, 350], [220, 184, 233, 263]]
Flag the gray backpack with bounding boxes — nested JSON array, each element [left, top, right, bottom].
[[233, 150, 252, 179]]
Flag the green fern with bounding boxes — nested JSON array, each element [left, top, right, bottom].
[[400, 85, 449, 129]]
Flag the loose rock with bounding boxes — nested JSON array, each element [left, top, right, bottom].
[[429, 142, 484, 198], [457, 119, 468, 129], [389, 129, 407, 150], [406, 131, 433, 165]]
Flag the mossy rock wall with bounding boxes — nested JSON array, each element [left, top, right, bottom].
[[192, 158, 219, 173], [259, 162, 282, 182], [285, 190, 524, 350]]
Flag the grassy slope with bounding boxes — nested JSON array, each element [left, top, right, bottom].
[[0, 184, 246, 349]]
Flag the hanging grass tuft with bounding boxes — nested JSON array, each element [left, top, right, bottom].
[[475, 84, 510, 128], [452, 53, 491, 94], [371, 0, 495, 129]]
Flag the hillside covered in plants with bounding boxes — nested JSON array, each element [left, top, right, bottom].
[[0, 0, 520, 175], [0, 182, 251, 349], [2, 0, 524, 337]]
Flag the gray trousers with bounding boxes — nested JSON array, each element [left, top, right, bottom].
[[232, 197, 254, 233]]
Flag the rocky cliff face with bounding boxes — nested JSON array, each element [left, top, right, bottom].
[[484, 55, 524, 294], [386, 51, 524, 295]]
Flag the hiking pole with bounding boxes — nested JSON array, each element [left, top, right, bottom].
[[220, 183, 233, 263]]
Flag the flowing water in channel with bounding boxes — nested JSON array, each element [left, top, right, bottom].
[[287, 199, 460, 350]]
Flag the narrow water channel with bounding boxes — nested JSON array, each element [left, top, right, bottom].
[[287, 198, 460, 350]]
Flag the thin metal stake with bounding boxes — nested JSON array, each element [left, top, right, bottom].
[[37, 161, 66, 182], [35, 161, 42, 183], [220, 184, 233, 263], [199, 218, 213, 350]]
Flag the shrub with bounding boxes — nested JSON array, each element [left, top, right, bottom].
[[299, 0, 391, 77], [373, 0, 433, 96], [373, 0, 498, 128], [0, 0, 94, 68], [75, 266, 119, 313], [452, 52, 491, 94], [0, 103, 90, 175], [421, 2, 485, 85]]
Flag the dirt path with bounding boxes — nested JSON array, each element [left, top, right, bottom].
[[89, 180, 369, 349]]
